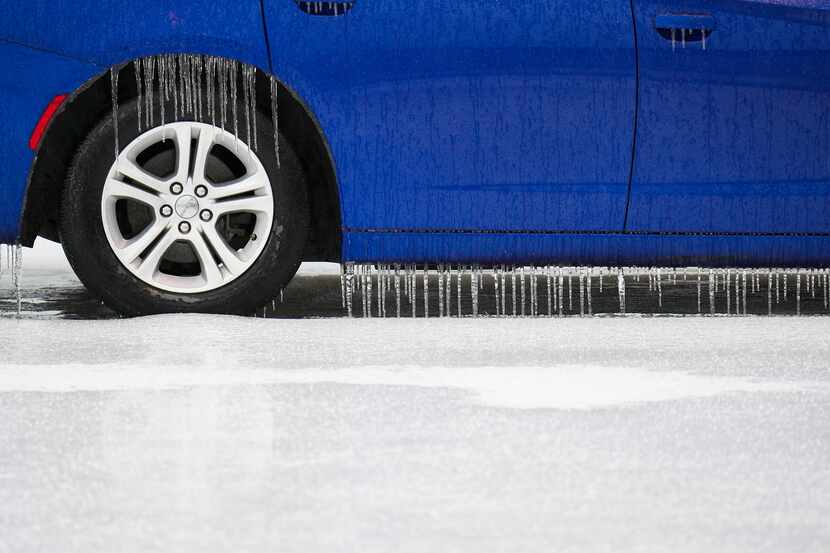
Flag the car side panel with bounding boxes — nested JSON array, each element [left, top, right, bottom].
[[344, 230, 830, 267], [0, 1, 269, 69], [0, 41, 97, 243], [263, 1, 637, 234], [628, 0, 830, 233]]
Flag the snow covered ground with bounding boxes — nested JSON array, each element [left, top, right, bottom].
[[0, 241, 828, 552]]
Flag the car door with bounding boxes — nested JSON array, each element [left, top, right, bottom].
[[627, 0, 830, 234], [264, 1, 637, 233]]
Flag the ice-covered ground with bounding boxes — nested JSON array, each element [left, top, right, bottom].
[[0, 241, 828, 552]]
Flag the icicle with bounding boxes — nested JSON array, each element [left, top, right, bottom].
[[682, 28, 686, 48], [726, 270, 732, 314], [189, 54, 197, 115], [158, 57, 166, 135], [242, 65, 252, 149], [530, 268, 538, 317], [135, 59, 143, 132], [13, 244, 22, 318], [380, 265, 386, 318], [696, 267, 702, 313], [344, 263, 354, 317], [742, 270, 748, 315], [709, 269, 716, 314], [568, 272, 573, 311], [599, 269, 604, 293], [784, 272, 788, 301], [179, 54, 189, 115], [143, 56, 155, 129], [471, 265, 479, 317], [366, 269, 374, 318], [270, 76, 280, 166], [110, 66, 120, 157], [776, 271, 780, 304], [656, 268, 663, 308], [501, 266, 507, 316], [229, 60, 239, 150], [361, 270, 368, 317], [445, 265, 452, 317], [456, 265, 462, 318], [437, 264, 444, 317], [586, 268, 592, 316], [403, 265, 410, 303], [205, 57, 215, 126], [672, 28, 676, 51], [510, 265, 517, 317], [546, 267, 553, 317], [558, 268, 564, 317], [422, 265, 429, 318], [812, 270, 817, 299], [492, 267, 500, 316], [618, 269, 626, 315], [702, 28, 707, 50], [340, 264, 346, 308], [796, 273, 801, 316], [767, 269, 773, 316], [393, 265, 401, 318], [196, 55, 205, 121], [218, 58, 228, 131], [578, 270, 585, 317], [519, 267, 526, 317]]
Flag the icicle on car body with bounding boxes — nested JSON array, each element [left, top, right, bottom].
[[335, 264, 830, 318]]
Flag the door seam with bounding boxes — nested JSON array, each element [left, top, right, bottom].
[[623, 0, 640, 231]]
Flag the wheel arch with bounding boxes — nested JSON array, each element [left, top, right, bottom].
[[20, 56, 342, 262]]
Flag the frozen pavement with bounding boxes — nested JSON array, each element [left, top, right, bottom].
[[0, 242, 829, 552]]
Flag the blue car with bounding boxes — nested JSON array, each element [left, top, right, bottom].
[[1, 1, 829, 315]]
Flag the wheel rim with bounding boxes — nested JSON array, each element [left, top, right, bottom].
[[101, 122, 274, 294]]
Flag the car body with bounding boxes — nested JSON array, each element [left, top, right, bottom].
[[1, 1, 830, 313]]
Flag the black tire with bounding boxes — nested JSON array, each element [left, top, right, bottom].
[[60, 96, 309, 316]]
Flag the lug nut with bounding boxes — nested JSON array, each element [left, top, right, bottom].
[[195, 185, 208, 198], [199, 209, 213, 222], [170, 182, 183, 195], [178, 221, 191, 234], [160, 205, 173, 217]]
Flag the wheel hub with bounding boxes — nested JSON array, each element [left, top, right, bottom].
[[175, 195, 199, 219]]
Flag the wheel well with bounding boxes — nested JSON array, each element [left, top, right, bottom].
[[21, 60, 342, 262]]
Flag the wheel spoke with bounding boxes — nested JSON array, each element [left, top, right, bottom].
[[172, 124, 194, 184], [211, 169, 270, 200], [116, 158, 168, 195], [104, 178, 162, 208], [212, 194, 273, 217], [202, 224, 248, 276], [117, 219, 169, 264], [191, 127, 217, 184], [189, 232, 224, 285], [135, 230, 177, 280]]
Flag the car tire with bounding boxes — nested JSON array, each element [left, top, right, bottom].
[[60, 95, 309, 316]]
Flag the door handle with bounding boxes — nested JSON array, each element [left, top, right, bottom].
[[294, 1, 355, 16], [654, 14, 716, 50]]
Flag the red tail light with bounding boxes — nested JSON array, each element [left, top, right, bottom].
[[29, 94, 68, 151]]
